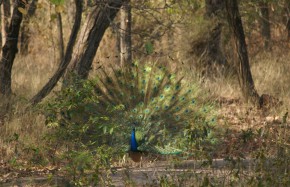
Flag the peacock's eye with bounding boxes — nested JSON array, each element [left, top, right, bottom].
[[144, 109, 150, 113], [165, 85, 170, 91], [175, 106, 180, 111], [191, 99, 195, 104]]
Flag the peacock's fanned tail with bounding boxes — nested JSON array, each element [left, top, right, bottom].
[[94, 61, 214, 155], [138, 144, 182, 155]]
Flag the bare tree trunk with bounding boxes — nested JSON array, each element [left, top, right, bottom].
[[190, 0, 227, 76], [20, 0, 38, 55], [65, 0, 124, 80], [1, 0, 11, 47], [30, 0, 82, 105], [287, 19, 290, 41], [120, 0, 132, 66], [0, 8, 2, 47], [0, 0, 26, 96], [259, 2, 271, 50], [225, 0, 260, 106], [285, 1, 290, 41], [56, 12, 64, 61]]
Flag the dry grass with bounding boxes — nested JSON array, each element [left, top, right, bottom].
[[252, 52, 290, 109]]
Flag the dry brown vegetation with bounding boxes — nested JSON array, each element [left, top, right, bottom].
[[0, 1, 289, 186]]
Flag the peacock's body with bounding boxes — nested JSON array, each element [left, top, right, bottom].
[[127, 127, 182, 161], [92, 62, 215, 161]]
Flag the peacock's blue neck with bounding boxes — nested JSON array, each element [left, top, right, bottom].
[[130, 128, 139, 152]]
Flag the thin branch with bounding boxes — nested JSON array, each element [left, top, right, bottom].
[[30, 0, 83, 104]]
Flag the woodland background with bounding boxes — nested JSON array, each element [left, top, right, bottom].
[[0, 0, 289, 186]]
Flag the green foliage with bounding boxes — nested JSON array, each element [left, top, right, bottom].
[[42, 78, 120, 185], [43, 75, 120, 148], [50, 0, 64, 6], [63, 145, 114, 186], [145, 41, 154, 55]]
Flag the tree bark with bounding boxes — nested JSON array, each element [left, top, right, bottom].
[[0, 8, 2, 48], [65, 0, 124, 80], [225, 0, 260, 105], [285, 1, 290, 41], [56, 12, 64, 61], [30, 0, 82, 104], [190, 0, 227, 76], [0, 0, 26, 96], [120, 0, 132, 66], [20, 0, 38, 55], [259, 2, 271, 50], [1, 0, 11, 47]]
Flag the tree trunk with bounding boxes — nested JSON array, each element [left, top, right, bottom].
[[190, 0, 227, 76], [20, 0, 38, 55], [204, 0, 226, 68], [285, 1, 290, 41], [30, 0, 82, 105], [259, 2, 271, 50], [0, 0, 26, 96], [0, 8, 2, 48], [225, 0, 260, 106], [65, 0, 124, 80], [56, 12, 64, 61], [1, 0, 11, 47], [120, 0, 132, 66]]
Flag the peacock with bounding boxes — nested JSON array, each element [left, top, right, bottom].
[[91, 61, 216, 162]]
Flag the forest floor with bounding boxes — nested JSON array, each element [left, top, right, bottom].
[[0, 97, 289, 186]]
